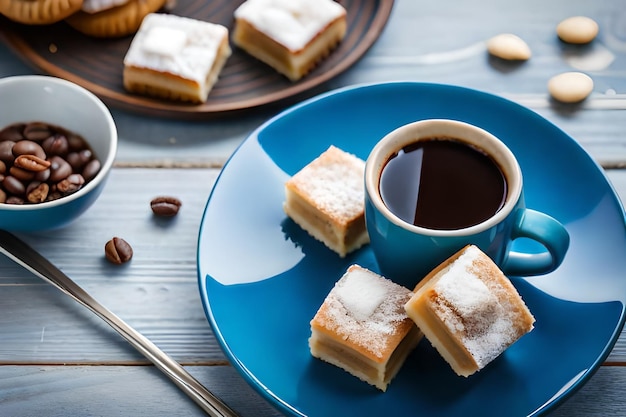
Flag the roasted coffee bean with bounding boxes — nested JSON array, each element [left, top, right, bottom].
[[26, 182, 49, 203], [48, 155, 73, 182], [9, 166, 35, 182], [0, 124, 24, 141], [46, 190, 63, 202], [34, 168, 51, 182], [105, 237, 133, 264], [2, 175, 25, 195], [0, 121, 101, 205], [23, 122, 53, 141], [150, 196, 182, 217], [67, 150, 92, 170], [42, 134, 69, 156], [6, 196, 25, 204], [82, 159, 101, 182], [14, 154, 51, 172], [12, 140, 46, 160], [67, 133, 88, 151], [0, 141, 15, 163], [57, 174, 85, 194]]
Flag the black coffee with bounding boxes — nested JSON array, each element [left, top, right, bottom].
[[379, 138, 507, 230]]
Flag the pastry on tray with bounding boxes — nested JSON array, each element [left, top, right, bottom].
[[122, 13, 231, 103], [309, 264, 423, 391], [404, 245, 535, 377], [232, 0, 347, 81]]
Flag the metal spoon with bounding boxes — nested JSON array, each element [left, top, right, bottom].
[[0, 229, 239, 417]]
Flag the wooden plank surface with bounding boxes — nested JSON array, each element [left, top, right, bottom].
[[0, 168, 624, 417], [0, 364, 624, 417], [0, 0, 625, 415], [1, 0, 625, 166]]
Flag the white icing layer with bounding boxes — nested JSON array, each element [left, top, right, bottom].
[[82, 0, 129, 14], [320, 265, 413, 359], [143, 27, 188, 57], [123, 13, 229, 84], [234, 0, 346, 51], [289, 146, 365, 223], [434, 245, 517, 368]]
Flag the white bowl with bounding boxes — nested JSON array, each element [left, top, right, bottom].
[[0, 75, 118, 231]]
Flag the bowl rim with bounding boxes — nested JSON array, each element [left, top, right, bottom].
[[0, 75, 118, 211]]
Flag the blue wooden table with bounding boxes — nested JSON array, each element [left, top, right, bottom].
[[1, 0, 625, 415]]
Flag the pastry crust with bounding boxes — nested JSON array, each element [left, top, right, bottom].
[[284, 145, 369, 257], [122, 13, 231, 103], [405, 245, 535, 377], [310, 265, 423, 391], [232, 0, 347, 81], [65, 0, 166, 38], [0, 0, 84, 25]]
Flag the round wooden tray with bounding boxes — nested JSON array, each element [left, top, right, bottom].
[[0, 0, 394, 119]]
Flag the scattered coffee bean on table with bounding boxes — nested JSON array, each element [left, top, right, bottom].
[[0, 121, 101, 205], [105, 237, 133, 264], [150, 196, 182, 217]]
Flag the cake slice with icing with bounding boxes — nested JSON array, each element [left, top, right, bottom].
[[404, 245, 535, 377], [309, 265, 423, 391], [232, 0, 347, 81], [283, 145, 369, 257], [123, 13, 231, 103]]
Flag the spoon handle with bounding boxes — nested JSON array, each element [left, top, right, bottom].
[[0, 230, 239, 417]]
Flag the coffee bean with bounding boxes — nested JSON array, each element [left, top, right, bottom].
[[9, 166, 35, 182], [6, 196, 25, 204], [2, 175, 25, 195], [23, 122, 53, 141], [13, 140, 46, 160], [42, 134, 69, 156], [0, 141, 15, 164], [26, 182, 49, 203], [34, 168, 50, 182], [56, 174, 85, 194], [82, 159, 101, 182], [150, 196, 182, 217], [48, 155, 73, 182], [105, 237, 133, 264], [14, 154, 51, 172], [0, 121, 101, 205], [0, 124, 24, 141], [67, 150, 92, 170]]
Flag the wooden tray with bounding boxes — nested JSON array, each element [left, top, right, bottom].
[[0, 0, 394, 119]]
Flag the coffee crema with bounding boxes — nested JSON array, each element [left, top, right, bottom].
[[379, 138, 507, 230]]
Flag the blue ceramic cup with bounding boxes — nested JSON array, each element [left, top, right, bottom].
[[364, 119, 570, 288]]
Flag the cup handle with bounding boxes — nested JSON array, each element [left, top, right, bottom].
[[502, 209, 570, 276]]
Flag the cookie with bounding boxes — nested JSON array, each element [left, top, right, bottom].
[[65, 0, 166, 38], [0, 0, 84, 25]]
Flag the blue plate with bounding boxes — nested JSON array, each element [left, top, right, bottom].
[[197, 82, 626, 416]]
